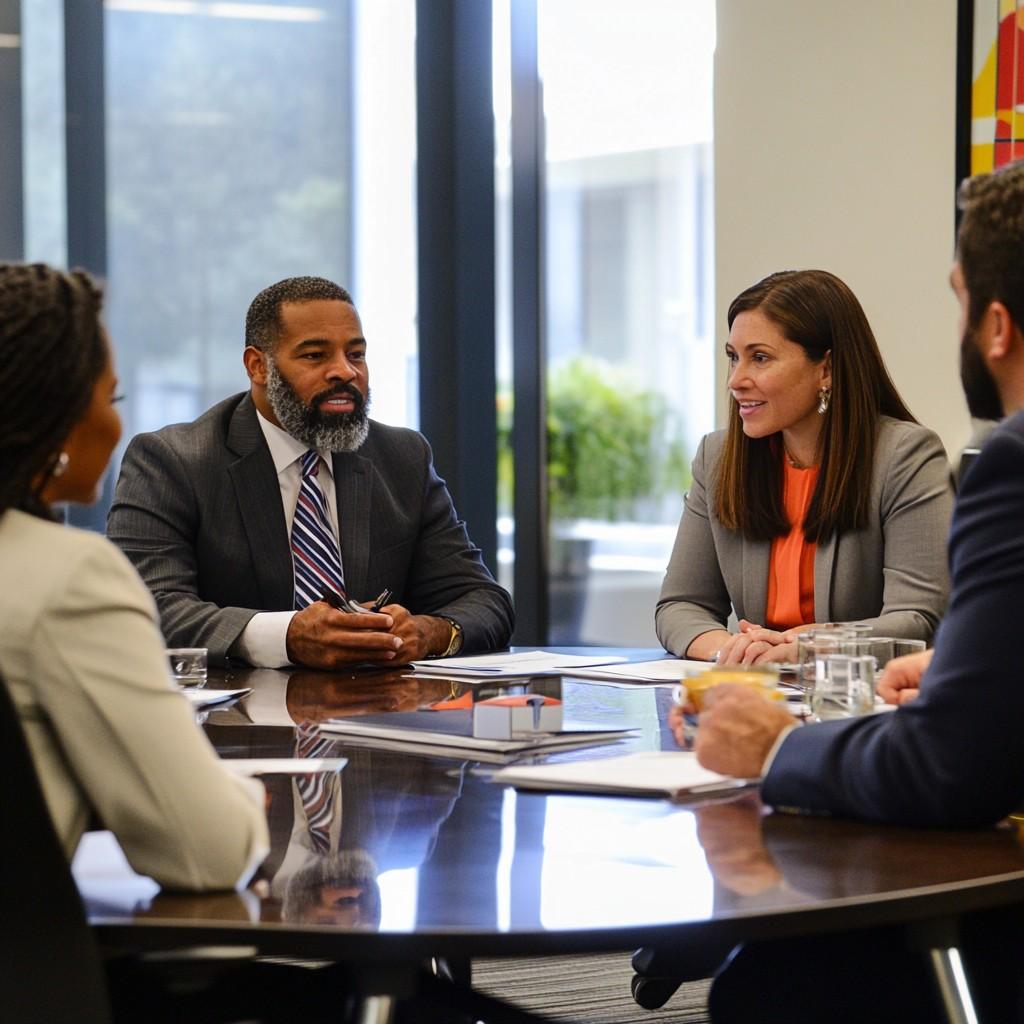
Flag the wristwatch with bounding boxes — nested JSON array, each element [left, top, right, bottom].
[[435, 617, 464, 658]]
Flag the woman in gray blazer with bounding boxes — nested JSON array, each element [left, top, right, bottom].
[[656, 270, 953, 667]]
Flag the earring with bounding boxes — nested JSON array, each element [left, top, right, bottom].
[[51, 452, 70, 477], [817, 387, 831, 415]]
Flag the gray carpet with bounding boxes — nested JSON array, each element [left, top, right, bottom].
[[473, 952, 711, 1023]]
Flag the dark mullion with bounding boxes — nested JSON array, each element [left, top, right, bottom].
[[0, 0, 24, 260], [64, 0, 109, 531], [416, 0, 498, 574], [510, 0, 547, 644]]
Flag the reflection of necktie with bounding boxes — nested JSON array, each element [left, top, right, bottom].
[[291, 450, 344, 610], [295, 724, 335, 854]]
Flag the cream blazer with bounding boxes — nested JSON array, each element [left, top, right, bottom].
[[0, 509, 268, 891], [655, 418, 954, 657]]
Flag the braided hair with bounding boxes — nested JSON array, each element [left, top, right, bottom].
[[0, 263, 106, 519]]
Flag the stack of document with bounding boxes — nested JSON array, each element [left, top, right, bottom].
[[320, 710, 636, 763], [566, 658, 712, 685], [410, 650, 628, 679], [490, 750, 758, 800]]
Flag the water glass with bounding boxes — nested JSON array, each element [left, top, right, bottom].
[[880, 638, 927, 666], [167, 647, 208, 687], [811, 654, 875, 721], [795, 630, 848, 698]]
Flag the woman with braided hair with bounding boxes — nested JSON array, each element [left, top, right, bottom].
[[0, 262, 269, 891]]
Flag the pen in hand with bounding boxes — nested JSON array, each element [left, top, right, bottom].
[[320, 587, 392, 614], [319, 587, 363, 615]]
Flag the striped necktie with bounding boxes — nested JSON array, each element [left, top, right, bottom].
[[295, 724, 337, 854], [291, 450, 345, 610]]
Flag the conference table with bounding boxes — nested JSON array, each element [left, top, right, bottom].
[[75, 650, 1024, 1023]]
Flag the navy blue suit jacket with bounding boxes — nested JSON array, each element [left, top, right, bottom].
[[764, 410, 1024, 826]]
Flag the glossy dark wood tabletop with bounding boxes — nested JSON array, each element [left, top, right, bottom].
[[75, 657, 1024, 960]]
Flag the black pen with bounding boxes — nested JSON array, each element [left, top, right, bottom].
[[370, 588, 392, 613], [320, 587, 363, 614]]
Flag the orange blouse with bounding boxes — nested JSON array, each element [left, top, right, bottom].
[[765, 460, 819, 631]]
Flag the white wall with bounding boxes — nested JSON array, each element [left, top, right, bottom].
[[714, 0, 968, 457]]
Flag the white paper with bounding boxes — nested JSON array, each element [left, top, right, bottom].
[[181, 687, 251, 708], [219, 758, 347, 777], [491, 750, 757, 799], [567, 658, 713, 683], [410, 650, 629, 679]]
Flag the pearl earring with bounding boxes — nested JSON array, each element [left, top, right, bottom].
[[817, 387, 831, 415], [51, 452, 70, 477]]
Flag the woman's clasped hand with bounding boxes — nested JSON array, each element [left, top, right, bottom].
[[713, 619, 802, 666]]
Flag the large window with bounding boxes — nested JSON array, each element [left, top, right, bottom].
[[496, 0, 716, 645], [21, 0, 416, 471], [15, 0, 714, 647], [104, 0, 417, 443]]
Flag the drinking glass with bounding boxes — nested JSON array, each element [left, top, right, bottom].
[[166, 647, 208, 687], [796, 630, 848, 699], [849, 637, 927, 669], [684, 665, 782, 712], [811, 654, 875, 720]]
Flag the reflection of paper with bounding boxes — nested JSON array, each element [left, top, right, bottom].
[[220, 758, 347, 777], [72, 830, 160, 907], [491, 750, 757, 799], [181, 687, 251, 708], [411, 650, 628, 679], [568, 659, 711, 683]]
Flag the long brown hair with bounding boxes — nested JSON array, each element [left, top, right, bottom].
[[714, 270, 915, 542]]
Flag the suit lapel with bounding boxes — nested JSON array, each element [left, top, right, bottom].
[[332, 450, 370, 597], [813, 531, 838, 624], [226, 396, 295, 610], [741, 537, 770, 626]]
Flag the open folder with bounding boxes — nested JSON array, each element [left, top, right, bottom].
[[490, 750, 759, 800], [409, 650, 629, 679], [320, 710, 636, 761]]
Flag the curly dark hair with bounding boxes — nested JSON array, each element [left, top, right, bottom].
[[957, 158, 1024, 331], [0, 263, 106, 518], [245, 276, 353, 353]]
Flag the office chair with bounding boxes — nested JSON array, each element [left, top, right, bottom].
[[957, 446, 981, 490], [629, 939, 736, 1010], [0, 667, 376, 1023], [0, 669, 113, 1023]]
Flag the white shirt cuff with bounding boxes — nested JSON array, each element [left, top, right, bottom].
[[760, 721, 801, 778], [233, 611, 296, 668]]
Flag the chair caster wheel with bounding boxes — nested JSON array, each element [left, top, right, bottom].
[[630, 973, 681, 1010]]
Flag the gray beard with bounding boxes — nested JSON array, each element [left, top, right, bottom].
[[265, 357, 371, 452]]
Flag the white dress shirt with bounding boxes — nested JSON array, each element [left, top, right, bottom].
[[232, 411, 344, 668]]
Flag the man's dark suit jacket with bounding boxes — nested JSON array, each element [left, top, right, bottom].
[[107, 393, 514, 665], [763, 409, 1024, 827]]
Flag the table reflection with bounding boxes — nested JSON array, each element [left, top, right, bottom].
[[75, 669, 1024, 947], [695, 796, 784, 897]]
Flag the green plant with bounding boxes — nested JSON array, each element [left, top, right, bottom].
[[497, 357, 690, 522]]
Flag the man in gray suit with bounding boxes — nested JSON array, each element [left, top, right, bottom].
[[108, 276, 513, 669]]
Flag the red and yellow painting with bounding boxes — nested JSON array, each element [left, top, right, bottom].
[[972, 0, 1024, 171]]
